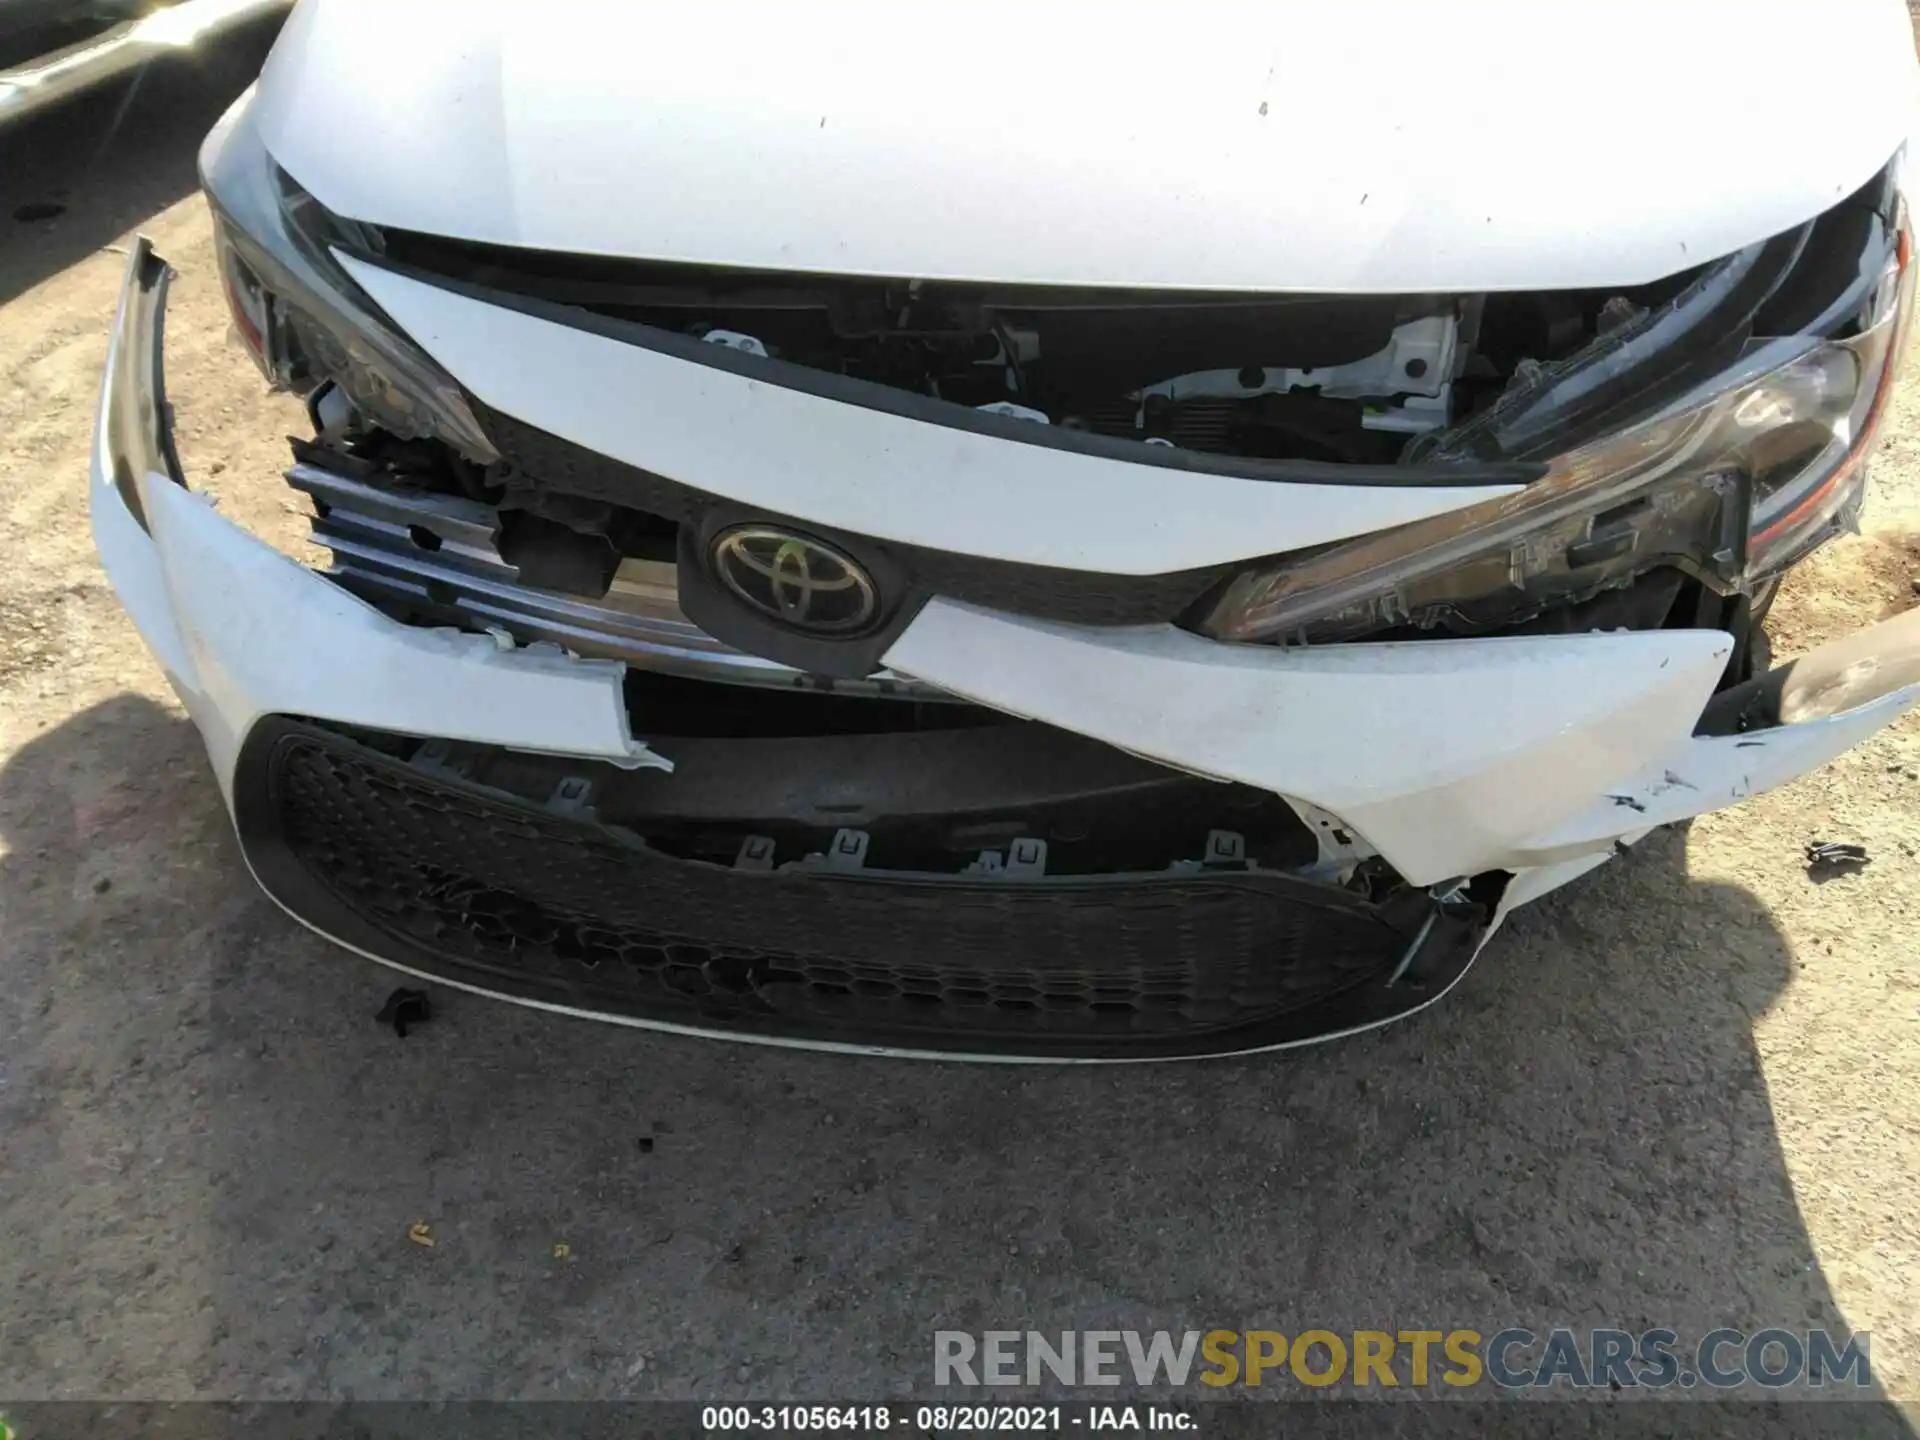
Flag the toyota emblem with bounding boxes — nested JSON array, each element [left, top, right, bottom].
[[709, 525, 880, 635]]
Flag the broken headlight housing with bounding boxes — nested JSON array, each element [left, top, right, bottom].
[[1202, 176, 1913, 646], [198, 94, 497, 461]]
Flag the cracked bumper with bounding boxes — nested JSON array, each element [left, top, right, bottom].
[[93, 240, 1920, 1050], [92, 242, 668, 801]]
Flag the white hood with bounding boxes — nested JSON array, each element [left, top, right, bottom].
[[255, 0, 1919, 292]]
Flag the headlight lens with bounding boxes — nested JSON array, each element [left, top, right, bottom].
[[1202, 203, 1912, 646], [199, 94, 498, 462]]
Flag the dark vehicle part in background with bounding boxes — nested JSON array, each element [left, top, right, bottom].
[[0, 0, 288, 127]]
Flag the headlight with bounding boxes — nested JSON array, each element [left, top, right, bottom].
[[198, 93, 497, 462], [1201, 183, 1913, 646]]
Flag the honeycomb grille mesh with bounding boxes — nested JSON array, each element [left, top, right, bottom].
[[256, 726, 1419, 1053]]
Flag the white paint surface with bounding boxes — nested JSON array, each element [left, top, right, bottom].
[[343, 255, 1517, 573], [257, 0, 1918, 292], [91, 433, 663, 805], [884, 599, 1737, 885]]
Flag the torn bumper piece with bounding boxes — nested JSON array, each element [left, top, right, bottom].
[[93, 240, 1920, 1058], [91, 241, 667, 799]]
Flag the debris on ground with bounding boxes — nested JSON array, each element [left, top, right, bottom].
[[1805, 840, 1872, 883], [375, 987, 432, 1037], [407, 1221, 436, 1248]]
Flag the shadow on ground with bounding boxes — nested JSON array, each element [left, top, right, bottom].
[[0, 694, 1909, 1435], [0, 19, 280, 307]]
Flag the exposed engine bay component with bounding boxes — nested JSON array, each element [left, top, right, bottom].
[[215, 124, 1909, 660], [1139, 315, 1455, 405], [702, 328, 767, 357], [977, 401, 1049, 424], [1134, 313, 1459, 438], [1204, 171, 1914, 644], [366, 223, 1497, 465], [208, 91, 1791, 487], [0, 0, 289, 128], [1136, 314, 1451, 407]]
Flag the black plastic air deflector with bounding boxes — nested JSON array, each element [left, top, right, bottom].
[[231, 717, 1488, 1059]]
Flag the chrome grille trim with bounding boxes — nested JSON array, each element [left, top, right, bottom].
[[287, 462, 949, 699]]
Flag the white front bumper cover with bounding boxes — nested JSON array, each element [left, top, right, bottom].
[[93, 240, 1920, 1057]]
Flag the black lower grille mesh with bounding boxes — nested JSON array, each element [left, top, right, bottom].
[[237, 720, 1477, 1057]]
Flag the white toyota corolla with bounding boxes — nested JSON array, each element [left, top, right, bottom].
[[92, 0, 1920, 1057]]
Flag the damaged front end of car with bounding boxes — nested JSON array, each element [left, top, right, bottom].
[[89, 90, 1920, 1059]]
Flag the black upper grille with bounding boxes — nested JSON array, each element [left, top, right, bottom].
[[475, 402, 1240, 627], [235, 719, 1483, 1058]]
